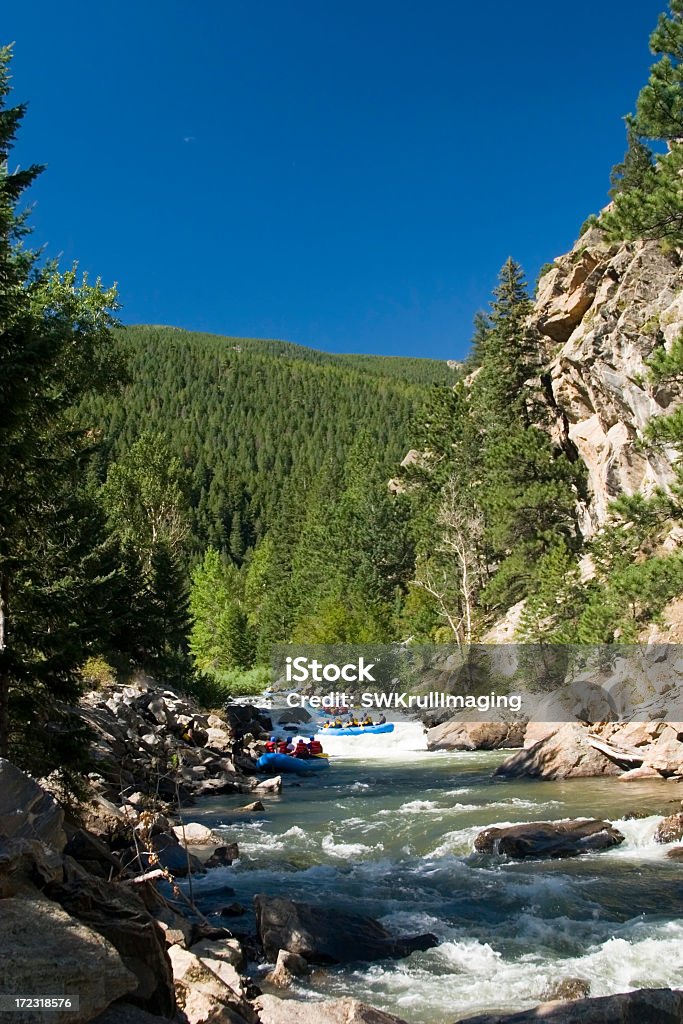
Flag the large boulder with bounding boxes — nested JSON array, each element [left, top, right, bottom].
[[0, 895, 136, 1023], [167, 945, 257, 1024], [0, 757, 66, 851], [494, 723, 621, 780], [44, 875, 175, 1017], [426, 720, 526, 751], [473, 819, 625, 860], [461, 987, 683, 1023], [172, 822, 218, 846], [256, 995, 409, 1024], [655, 812, 683, 844], [254, 895, 438, 965], [0, 837, 64, 897]]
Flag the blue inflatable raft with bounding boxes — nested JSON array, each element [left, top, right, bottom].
[[322, 722, 395, 736], [255, 752, 330, 774]]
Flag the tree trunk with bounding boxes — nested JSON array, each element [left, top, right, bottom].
[[0, 572, 10, 759]]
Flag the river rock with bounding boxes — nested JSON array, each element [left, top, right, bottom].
[[253, 775, 282, 794], [204, 842, 239, 868], [460, 987, 683, 1022], [44, 874, 175, 1016], [190, 938, 246, 971], [0, 894, 137, 1023], [541, 978, 591, 1001], [473, 819, 625, 859], [0, 757, 66, 850], [426, 720, 526, 751], [494, 723, 621, 780], [666, 845, 683, 861], [655, 812, 683, 844], [236, 800, 264, 812], [172, 822, 218, 845], [168, 945, 257, 1024], [254, 894, 438, 965], [256, 994, 410, 1024], [123, 831, 205, 877], [617, 766, 663, 781], [265, 949, 310, 987]]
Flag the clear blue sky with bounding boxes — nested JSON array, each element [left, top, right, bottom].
[[5, 0, 665, 360]]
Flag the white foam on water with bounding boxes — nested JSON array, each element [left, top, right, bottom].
[[342, 918, 683, 1022], [321, 833, 379, 859], [603, 814, 669, 861], [319, 720, 429, 759]]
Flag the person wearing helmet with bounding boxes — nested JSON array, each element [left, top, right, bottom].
[[265, 736, 277, 753], [293, 738, 310, 759], [308, 737, 323, 756]]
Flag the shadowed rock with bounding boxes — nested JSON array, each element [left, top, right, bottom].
[[254, 894, 438, 965]]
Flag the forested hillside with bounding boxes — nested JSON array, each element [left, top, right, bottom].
[[85, 325, 457, 557]]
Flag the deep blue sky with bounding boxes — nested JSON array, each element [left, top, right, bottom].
[[5, 1, 665, 360]]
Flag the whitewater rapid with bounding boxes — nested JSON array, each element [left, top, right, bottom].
[[183, 720, 683, 1023]]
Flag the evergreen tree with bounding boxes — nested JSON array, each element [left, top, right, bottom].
[[632, 0, 683, 142], [603, 2, 683, 244], [0, 48, 122, 772], [609, 119, 655, 198], [189, 548, 238, 672]]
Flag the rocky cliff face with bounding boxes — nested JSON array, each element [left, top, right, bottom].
[[533, 230, 683, 535]]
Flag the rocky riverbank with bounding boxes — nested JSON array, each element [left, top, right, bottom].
[[426, 716, 683, 783], [0, 680, 442, 1024], [4, 680, 683, 1024]]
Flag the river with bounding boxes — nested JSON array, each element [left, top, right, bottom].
[[184, 721, 683, 1022]]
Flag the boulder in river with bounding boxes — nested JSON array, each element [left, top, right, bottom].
[[654, 812, 683, 844], [494, 723, 622, 780], [254, 894, 438, 965], [426, 720, 526, 751], [256, 994, 410, 1024], [460, 987, 683, 1023], [473, 819, 625, 859], [265, 948, 310, 987]]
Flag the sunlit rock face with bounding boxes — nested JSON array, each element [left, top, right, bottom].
[[534, 231, 683, 535]]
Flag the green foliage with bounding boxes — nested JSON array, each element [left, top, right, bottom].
[[407, 259, 583, 638], [518, 541, 583, 642], [84, 325, 451, 562], [609, 120, 655, 198], [189, 548, 254, 672], [101, 432, 190, 563], [0, 46, 122, 776], [603, 3, 683, 244], [578, 214, 599, 237], [209, 665, 271, 698]]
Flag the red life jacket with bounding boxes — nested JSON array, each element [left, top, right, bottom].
[[309, 740, 323, 754], [265, 740, 276, 753], [277, 741, 289, 754], [294, 742, 309, 758]]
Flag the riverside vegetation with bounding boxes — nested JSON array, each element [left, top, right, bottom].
[[4, 1, 683, 1021]]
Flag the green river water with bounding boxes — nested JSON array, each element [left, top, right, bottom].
[[185, 721, 683, 1023]]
